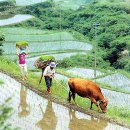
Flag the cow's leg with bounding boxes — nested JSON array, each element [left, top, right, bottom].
[[68, 90, 72, 102], [90, 101, 93, 109], [91, 98, 100, 112], [72, 92, 76, 104]]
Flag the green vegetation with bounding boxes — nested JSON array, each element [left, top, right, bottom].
[[0, 0, 16, 13], [15, 1, 130, 71], [5, 32, 74, 42], [1, 0, 130, 127], [39, 55, 55, 61], [16, 41, 29, 48], [2, 27, 74, 42], [0, 98, 17, 130], [58, 53, 111, 70], [0, 57, 130, 126], [107, 106, 130, 125], [0, 80, 4, 84]]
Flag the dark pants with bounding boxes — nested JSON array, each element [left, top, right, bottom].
[[44, 76, 52, 88]]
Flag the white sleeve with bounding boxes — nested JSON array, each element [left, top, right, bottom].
[[43, 66, 48, 76]]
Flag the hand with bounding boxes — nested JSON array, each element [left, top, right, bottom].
[[50, 75, 54, 78]]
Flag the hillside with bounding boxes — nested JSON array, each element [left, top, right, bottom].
[[14, 1, 130, 71]]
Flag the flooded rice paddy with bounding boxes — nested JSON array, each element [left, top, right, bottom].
[[67, 68, 130, 93], [67, 68, 105, 79], [97, 73, 130, 92], [0, 14, 33, 26], [5, 32, 74, 42], [0, 72, 129, 130], [2, 41, 92, 54]]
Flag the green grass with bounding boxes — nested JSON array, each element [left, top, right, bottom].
[[0, 56, 130, 126], [2, 28, 75, 42], [0, 80, 4, 85], [118, 69, 130, 79], [1, 27, 48, 35], [107, 106, 130, 125], [16, 41, 29, 47], [39, 55, 55, 61], [2, 27, 91, 43]]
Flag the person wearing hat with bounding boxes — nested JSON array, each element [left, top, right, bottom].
[[16, 46, 28, 80], [43, 62, 56, 93]]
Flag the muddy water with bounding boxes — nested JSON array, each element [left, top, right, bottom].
[[0, 72, 129, 130]]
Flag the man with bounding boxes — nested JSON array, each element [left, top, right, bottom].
[[43, 62, 56, 93]]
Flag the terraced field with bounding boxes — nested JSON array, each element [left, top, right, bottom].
[[0, 0, 93, 8], [2, 27, 92, 55], [67, 68, 105, 79], [65, 68, 130, 93]]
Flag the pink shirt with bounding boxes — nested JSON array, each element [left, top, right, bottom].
[[19, 54, 26, 64]]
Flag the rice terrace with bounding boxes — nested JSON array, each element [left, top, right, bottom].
[[0, 0, 130, 130]]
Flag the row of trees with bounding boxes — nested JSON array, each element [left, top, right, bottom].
[[0, 0, 16, 12]]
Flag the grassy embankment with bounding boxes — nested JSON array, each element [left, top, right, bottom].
[[2, 27, 130, 94], [0, 56, 130, 127]]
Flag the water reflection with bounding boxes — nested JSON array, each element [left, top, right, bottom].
[[18, 85, 30, 117], [0, 72, 129, 130], [36, 101, 57, 130], [69, 109, 108, 130]]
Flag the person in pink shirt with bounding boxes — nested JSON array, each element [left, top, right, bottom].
[[17, 46, 28, 80]]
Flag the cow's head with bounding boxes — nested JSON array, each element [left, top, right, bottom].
[[99, 98, 108, 113]]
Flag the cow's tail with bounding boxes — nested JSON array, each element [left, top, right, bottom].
[[67, 81, 73, 102], [68, 78, 73, 102]]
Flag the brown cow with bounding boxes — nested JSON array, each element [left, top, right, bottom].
[[68, 78, 108, 113]]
